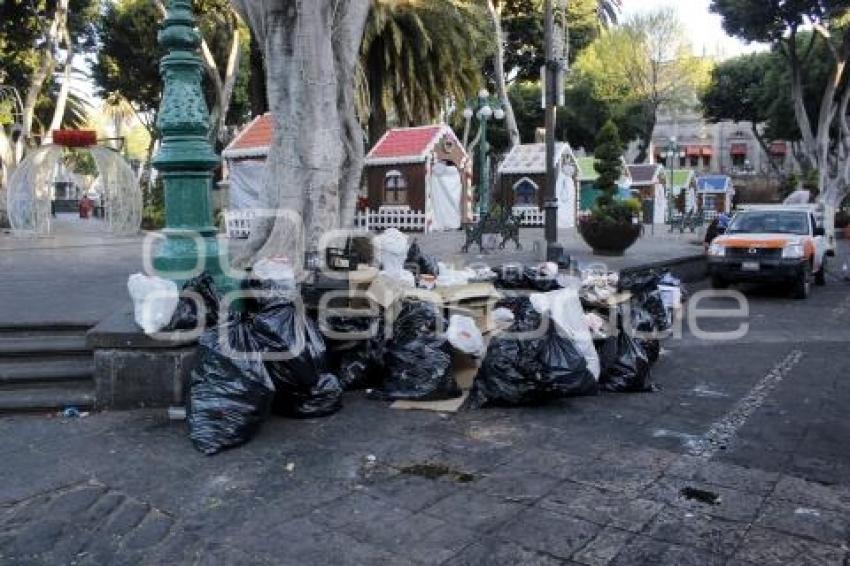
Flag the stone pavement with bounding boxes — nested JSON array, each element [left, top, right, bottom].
[[0, 222, 700, 326], [2, 254, 850, 564]]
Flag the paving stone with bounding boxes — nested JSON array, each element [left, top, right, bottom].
[[498, 446, 598, 478], [494, 507, 601, 559], [48, 483, 108, 515], [755, 499, 850, 547], [539, 481, 664, 532], [0, 517, 65, 558], [101, 499, 150, 536], [472, 469, 562, 503], [441, 537, 567, 566], [771, 475, 850, 514], [122, 511, 174, 549], [367, 474, 458, 513], [571, 526, 635, 566], [422, 489, 526, 533], [609, 535, 726, 566], [231, 516, 415, 565], [664, 455, 780, 495], [642, 507, 748, 556], [309, 491, 407, 530], [642, 475, 766, 522], [732, 526, 847, 566]]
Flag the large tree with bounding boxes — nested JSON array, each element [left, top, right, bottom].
[[710, 0, 850, 207], [575, 7, 712, 162], [231, 0, 371, 266]]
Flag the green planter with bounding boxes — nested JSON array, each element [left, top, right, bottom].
[[578, 217, 641, 256]]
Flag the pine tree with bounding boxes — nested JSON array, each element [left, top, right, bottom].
[[593, 120, 623, 210]]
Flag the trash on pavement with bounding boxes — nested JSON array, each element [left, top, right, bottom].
[[371, 299, 461, 402], [465, 297, 596, 408], [127, 273, 179, 335], [166, 272, 221, 331], [375, 228, 409, 273], [447, 314, 485, 357], [322, 314, 385, 391], [405, 240, 439, 276], [188, 314, 275, 455], [252, 295, 343, 419], [597, 327, 653, 393], [252, 257, 296, 286], [531, 289, 601, 379]]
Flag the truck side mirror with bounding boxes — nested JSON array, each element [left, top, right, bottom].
[[814, 226, 825, 236]]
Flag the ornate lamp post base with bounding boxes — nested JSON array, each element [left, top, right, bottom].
[[152, 0, 231, 289]]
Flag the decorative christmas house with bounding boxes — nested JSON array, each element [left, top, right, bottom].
[[363, 125, 472, 231], [495, 142, 579, 228], [627, 163, 668, 225], [696, 175, 735, 215], [221, 112, 274, 212]]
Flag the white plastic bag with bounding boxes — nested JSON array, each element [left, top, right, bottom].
[[447, 315, 485, 357], [531, 289, 601, 379], [127, 273, 179, 335], [252, 257, 296, 288], [379, 269, 415, 288], [491, 307, 515, 330], [374, 228, 409, 273], [436, 262, 475, 287]]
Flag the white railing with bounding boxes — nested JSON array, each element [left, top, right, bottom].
[[354, 207, 427, 232], [472, 206, 545, 227], [224, 209, 254, 239]]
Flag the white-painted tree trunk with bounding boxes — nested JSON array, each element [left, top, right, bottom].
[[48, 30, 75, 134], [22, 0, 68, 139], [231, 0, 370, 267], [487, 0, 520, 148]]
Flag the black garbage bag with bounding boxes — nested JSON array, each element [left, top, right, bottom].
[[371, 299, 461, 401], [597, 330, 653, 393], [166, 272, 220, 331], [619, 270, 669, 332], [465, 324, 596, 408], [240, 276, 298, 314], [494, 265, 561, 292], [405, 240, 439, 276], [629, 304, 661, 365], [252, 298, 343, 418], [494, 296, 544, 332], [187, 315, 275, 455], [322, 314, 385, 390]]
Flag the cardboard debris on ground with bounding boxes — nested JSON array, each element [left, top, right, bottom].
[[390, 391, 469, 413]]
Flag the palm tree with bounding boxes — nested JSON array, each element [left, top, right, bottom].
[[361, 0, 492, 147]]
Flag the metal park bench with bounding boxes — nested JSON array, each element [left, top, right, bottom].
[[461, 208, 524, 253]]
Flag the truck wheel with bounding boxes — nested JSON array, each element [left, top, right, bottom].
[[792, 268, 810, 299], [815, 258, 827, 286], [711, 275, 728, 289]]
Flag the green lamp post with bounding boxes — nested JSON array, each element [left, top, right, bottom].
[[151, 0, 225, 287], [463, 89, 505, 215]]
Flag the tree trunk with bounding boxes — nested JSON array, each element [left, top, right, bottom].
[[248, 31, 268, 116], [487, 0, 520, 147], [231, 0, 370, 267], [218, 13, 244, 137], [48, 32, 74, 134], [22, 0, 68, 139], [634, 104, 656, 164]]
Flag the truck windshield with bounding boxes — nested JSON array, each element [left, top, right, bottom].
[[727, 211, 808, 235]]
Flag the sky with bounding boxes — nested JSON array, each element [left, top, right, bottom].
[[620, 0, 767, 60]]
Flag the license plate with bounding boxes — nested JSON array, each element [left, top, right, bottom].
[[741, 261, 760, 271]]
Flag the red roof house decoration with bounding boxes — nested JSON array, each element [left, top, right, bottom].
[[364, 125, 472, 231]]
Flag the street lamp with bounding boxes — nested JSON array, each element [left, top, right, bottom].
[[662, 136, 684, 219], [463, 88, 505, 215]]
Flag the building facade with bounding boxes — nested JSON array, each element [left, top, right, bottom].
[[649, 109, 795, 177]]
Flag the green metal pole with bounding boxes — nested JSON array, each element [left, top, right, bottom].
[[151, 0, 226, 287], [479, 116, 489, 215]]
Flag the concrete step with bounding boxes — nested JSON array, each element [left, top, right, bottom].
[[0, 335, 90, 358], [0, 358, 94, 385], [0, 384, 95, 413]]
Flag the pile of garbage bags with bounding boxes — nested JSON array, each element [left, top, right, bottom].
[[183, 272, 345, 455]]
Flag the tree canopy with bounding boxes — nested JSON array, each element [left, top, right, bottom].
[[575, 7, 712, 162]]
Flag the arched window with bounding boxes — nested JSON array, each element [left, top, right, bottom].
[[383, 170, 408, 205], [512, 177, 538, 206]]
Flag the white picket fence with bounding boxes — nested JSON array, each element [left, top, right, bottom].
[[224, 209, 254, 239], [354, 207, 427, 232]]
